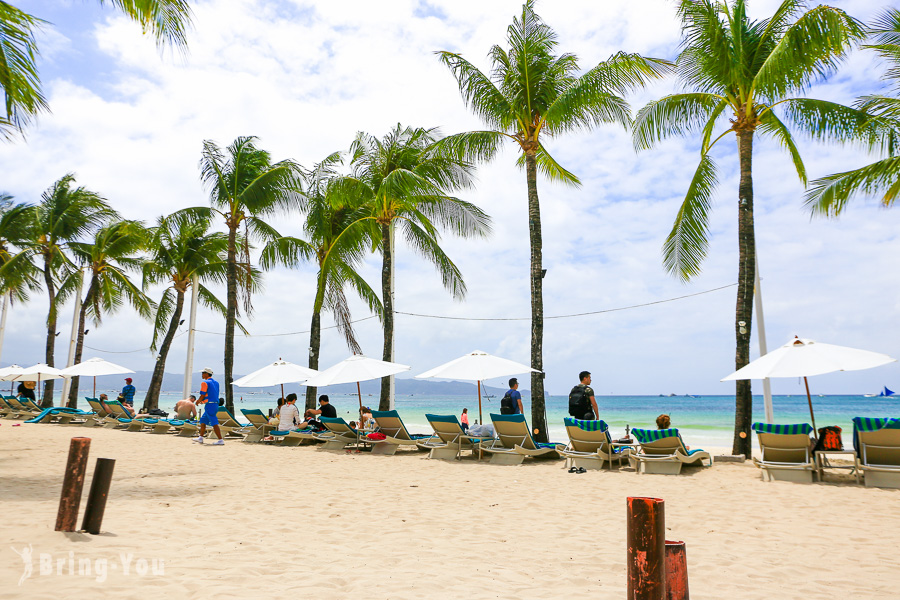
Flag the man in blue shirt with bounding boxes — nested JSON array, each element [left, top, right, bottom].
[[507, 378, 524, 415], [121, 378, 136, 409], [193, 367, 224, 445]]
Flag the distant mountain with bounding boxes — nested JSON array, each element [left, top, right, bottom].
[[77, 371, 524, 398]]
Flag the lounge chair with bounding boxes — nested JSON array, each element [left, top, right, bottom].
[[556, 418, 632, 470], [853, 417, 900, 489], [207, 406, 248, 438], [750, 423, 815, 483], [317, 417, 360, 451], [368, 410, 431, 455], [24, 406, 93, 425], [268, 427, 321, 446], [240, 409, 276, 443], [0, 396, 17, 418], [481, 413, 561, 465], [102, 400, 138, 428], [631, 428, 712, 475], [81, 398, 114, 427], [1, 396, 32, 419], [418, 414, 493, 460]]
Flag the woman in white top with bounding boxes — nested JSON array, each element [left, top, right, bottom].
[[278, 394, 302, 431]]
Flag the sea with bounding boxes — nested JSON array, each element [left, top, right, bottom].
[[60, 389, 898, 450]]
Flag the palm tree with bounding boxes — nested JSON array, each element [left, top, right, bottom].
[[298, 153, 383, 410], [12, 175, 114, 406], [175, 136, 302, 414], [437, 0, 669, 441], [335, 124, 491, 412], [632, 0, 864, 456], [60, 220, 153, 407], [140, 217, 233, 410], [805, 8, 900, 215], [0, 0, 192, 140], [0, 195, 40, 302]]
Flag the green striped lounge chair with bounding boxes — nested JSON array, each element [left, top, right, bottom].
[[318, 416, 360, 451], [419, 414, 494, 460], [368, 410, 431, 455], [631, 428, 712, 475], [557, 418, 632, 471], [240, 409, 276, 443], [750, 423, 815, 483], [853, 417, 900, 489], [482, 413, 561, 465]]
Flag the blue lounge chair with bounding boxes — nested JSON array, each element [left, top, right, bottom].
[[853, 417, 900, 489], [25, 406, 93, 424], [369, 410, 431, 455], [556, 418, 632, 470], [419, 414, 493, 460], [481, 413, 561, 465], [631, 428, 712, 475], [749, 423, 815, 483]]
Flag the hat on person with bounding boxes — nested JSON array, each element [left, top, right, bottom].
[[125, 377, 132, 383], [201, 367, 213, 375]]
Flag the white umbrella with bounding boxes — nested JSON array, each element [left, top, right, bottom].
[[722, 336, 896, 433], [60, 357, 135, 397], [11, 363, 67, 406], [233, 359, 319, 399], [0, 364, 25, 394], [416, 350, 540, 424], [303, 355, 411, 409]]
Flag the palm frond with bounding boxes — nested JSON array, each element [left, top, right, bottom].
[[757, 109, 806, 184], [435, 51, 511, 130], [429, 131, 507, 164], [633, 93, 724, 151], [779, 98, 890, 152], [100, 0, 193, 50], [805, 156, 900, 216], [0, 3, 48, 139], [399, 219, 467, 300], [662, 153, 718, 282], [150, 287, 177, 351]]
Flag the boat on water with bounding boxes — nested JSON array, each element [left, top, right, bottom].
[[865, 386, 896, 398]]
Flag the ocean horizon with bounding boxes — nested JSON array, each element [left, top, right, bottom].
[[48, 390, 899, 450]]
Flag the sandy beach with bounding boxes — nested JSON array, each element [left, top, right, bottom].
[[1, 423, 898, 599]]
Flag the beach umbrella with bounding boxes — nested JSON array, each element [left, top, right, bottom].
[[303, 355, 411, 410], [11, 363, 66, 405], [0, 364, 25, 394], [722, 336, 896, 433], [232, 358, 319, 399], [60, 357, 135, 397], [415, 350, 540, 424]]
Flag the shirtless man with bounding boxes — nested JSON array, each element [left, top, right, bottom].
[[174, 395, 197, 420]]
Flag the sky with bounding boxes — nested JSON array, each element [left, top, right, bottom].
[[1, 0, 898, 398]]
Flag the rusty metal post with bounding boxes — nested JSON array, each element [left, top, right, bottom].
[[665, 540, 690, 600], [81, 458, 116, 534], [627, 496, 666, 600], [55, 437, 91, 532]]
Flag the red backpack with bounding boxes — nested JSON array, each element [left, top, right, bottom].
[[814, 426, 843, 452]]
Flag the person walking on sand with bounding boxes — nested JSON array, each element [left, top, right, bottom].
[[193, 368, 224, 445], [461, 407, 470, 431]]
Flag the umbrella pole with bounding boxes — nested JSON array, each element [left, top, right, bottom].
[[803, 376, 818, 439], [93, 376, 96, 398], [477, 380, 483, 425], [280, 384, 284, 400], [357, 381, 362, 411]]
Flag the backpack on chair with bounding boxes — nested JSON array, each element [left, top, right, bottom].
[[813, 426, 843, 452]]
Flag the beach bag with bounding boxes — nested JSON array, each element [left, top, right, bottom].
[[367, 432, 386, 441], [813, 426, 843, 452], [148, 408, 168, 417], [499, 391, 515, 415], [568, 385, 591, 418]]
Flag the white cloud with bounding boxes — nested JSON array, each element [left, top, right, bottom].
[[0, 0, 898, 398]]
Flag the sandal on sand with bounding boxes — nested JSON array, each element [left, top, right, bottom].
[[568, 466, 578, 473], [576, 467, 587, 474]]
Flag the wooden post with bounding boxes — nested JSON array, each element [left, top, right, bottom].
[[55, 437, 91, 532], [81, 458, 116, 534], [665, 540, 689, 600], [627, 496, 666, 600]]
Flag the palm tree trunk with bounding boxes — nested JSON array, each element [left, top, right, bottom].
[[379, 222, 393, 412], [41, 260, 57, 407], [66, 277, 96, 408], [305, 309, 321, 411], [525, 154, 548, 443], [224, 224, 238, 414], [143, 288, 185, 411], [733, 130, 756, 457]]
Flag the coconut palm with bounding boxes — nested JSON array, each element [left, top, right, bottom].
[[298, 152, 383, 410], [8, 174, 114, 406], [172, 136, 302, 414], [436, 0, 669, 441], [334, 124, 491, 412], [0, 194, 40, 302], [59, 220, 153, 407], [805, 8, 900, 215], [140, 216, 234, 411], [0, 0, 192, 140], [632, 0, 865, 456]]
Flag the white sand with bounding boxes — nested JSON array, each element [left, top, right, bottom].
[[1, 423, 897, 599]]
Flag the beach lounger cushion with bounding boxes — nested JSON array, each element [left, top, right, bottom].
[[852, 417, 900, 489], [750, 422, 815, 483], [630, 427, 712, 475]]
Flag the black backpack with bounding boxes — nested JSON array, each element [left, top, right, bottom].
[[148, 408, 168, 417], [499, 391, 516, 415], [568, 385, 591, 418]]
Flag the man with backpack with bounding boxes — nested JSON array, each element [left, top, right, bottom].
[[569, 371, 598, 421], [499, 378, 524, 415]]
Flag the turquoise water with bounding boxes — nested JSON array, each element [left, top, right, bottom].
[[120, 391, 898, 450]]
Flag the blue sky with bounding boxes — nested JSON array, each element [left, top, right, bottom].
[[2, 0, 898, 397]]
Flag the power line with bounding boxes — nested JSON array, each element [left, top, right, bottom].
[[194, 315, 379, 337], [83, 330, 187, 354]]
